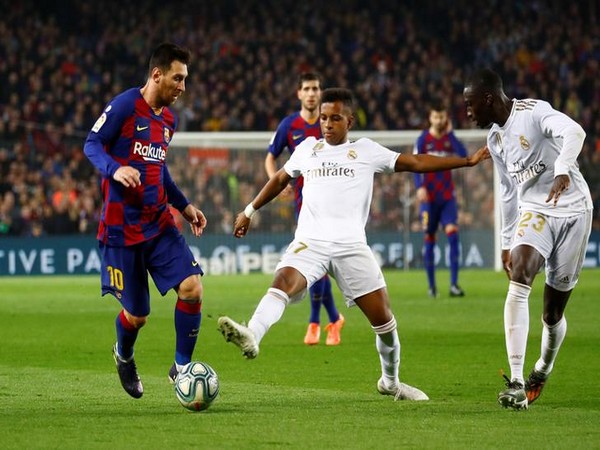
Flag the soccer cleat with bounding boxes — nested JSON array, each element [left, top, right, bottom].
[[325, 314, 345, 346], [525, 369, 548, 404], [168, 363, 178, 384], [498, 373, 528, 410], [449, 285, 465, 297], [304, 323, 321, 345], [377, 377, 429, 401], [218, 316, 259, 359], [112, 343, 143, 399], [428, 287, 438, 298]]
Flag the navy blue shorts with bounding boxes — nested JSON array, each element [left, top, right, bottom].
[[99, 227, 203, 316], [420, 198, 458, 235]]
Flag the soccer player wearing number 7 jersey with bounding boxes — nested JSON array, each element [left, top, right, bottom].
[[464, 68, 593, 410], [84, 43, 207, 399], [218, 88, 489, 401]]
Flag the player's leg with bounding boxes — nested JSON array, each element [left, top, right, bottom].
[[100, 242, 149, 399], [421, 202, 438, 297], [442, 199, 463, 296], [332, 243, 427, 400], [219, 238, 326, 358], [219, 266, 308, 359], [305, 278, 324, 345], [527, 211, 592, 404], [318, 275, 344, 346], [498, 243, 545, 409], [146, 228, 203, 382]]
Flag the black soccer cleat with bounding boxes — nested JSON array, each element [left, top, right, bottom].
[[525, 369, 548, 405], [168, 363, 179, 385], [449, 285, 465, 297], [498, 372, 528, 410], [112, 343, 143, 399]]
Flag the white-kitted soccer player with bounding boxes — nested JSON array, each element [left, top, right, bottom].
[[218, 87, 489, 401], [464, 68, 593, 410]]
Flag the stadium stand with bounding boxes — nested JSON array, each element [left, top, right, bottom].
[[0, 0, 598, 236]]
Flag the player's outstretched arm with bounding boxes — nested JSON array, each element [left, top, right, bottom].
[[395, 145, 489, 173], [234, 168, 292, 238]]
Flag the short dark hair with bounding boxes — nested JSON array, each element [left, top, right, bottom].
[[321, 88, 355, 112], [466, 68, 504, 93], [148, 42, 191, 75], [429, 100, 447, 113], [297, 72, 322, 89]]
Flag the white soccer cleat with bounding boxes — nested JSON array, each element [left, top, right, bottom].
[[377, 377, 429, 401], [218, 316, 259, 359]]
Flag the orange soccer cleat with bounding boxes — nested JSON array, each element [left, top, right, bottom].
[[325, 314, 345, 346], [304, 322, 321, 345]]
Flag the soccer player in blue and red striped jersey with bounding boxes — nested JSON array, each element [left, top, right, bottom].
[[265, 73, 345, 346], [84, 43, 207, 399], [414, 102, 468, 298]]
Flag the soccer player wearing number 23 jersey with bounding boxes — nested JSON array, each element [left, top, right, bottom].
[[464, 68, 593, 410], [84, 43, 207, 399]]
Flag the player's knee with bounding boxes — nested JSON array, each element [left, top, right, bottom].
[[445, 224, 458, 235], [124, 310, 148, 328], [542, 311, 563, 326], [178, 276, 203, 302]]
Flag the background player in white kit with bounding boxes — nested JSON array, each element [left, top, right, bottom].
[[218, 88, 489, 401], [463, 68, 593, 410]]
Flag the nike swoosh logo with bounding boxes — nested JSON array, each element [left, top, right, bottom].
[[292, 134, 303, 140], [136, 125, 149, 131], [192, 261, 198, 266]]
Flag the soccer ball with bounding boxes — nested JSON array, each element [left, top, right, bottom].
[[174, 361, 220, 411]]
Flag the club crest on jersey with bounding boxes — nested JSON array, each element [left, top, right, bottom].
[[347, 149, 357, 160], [519, 135, 530, 150], [164, 127, 171, 144]]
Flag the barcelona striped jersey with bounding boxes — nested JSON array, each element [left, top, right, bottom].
[[268, 111, 321, 214], [84, 88, 189, 246], [413, 131, 467, 203]]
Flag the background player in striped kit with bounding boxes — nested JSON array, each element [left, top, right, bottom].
[[413, 102, 468, 298], [84, 43, 207, 399], [265, 73, 345, 346], [464, 68, 593, 410]]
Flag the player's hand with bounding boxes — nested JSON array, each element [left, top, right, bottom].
[[416, 187, 428, 203], [545, 175, 570, 206], [501, 249, 511, 279], [233, 212, 251, 238], [182, 204, 207, 237], [113, 166, 141, 188], [466, 145, 490, 166]]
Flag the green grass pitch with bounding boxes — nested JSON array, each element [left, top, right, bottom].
[[1, 269, 599, 449]]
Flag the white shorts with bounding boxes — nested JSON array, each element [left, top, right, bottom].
[[511, 209, 592, 291], [275, 238, 387, 306]]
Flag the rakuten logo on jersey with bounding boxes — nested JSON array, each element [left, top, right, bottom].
[[133, 141, 166, 163]]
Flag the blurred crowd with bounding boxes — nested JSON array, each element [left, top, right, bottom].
[[0, 0, 598, 237]]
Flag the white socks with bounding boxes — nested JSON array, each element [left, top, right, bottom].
[[248, 288, 288, 344], [504, 281, 531, 383], [534, 316, 567, 376], [373, 317, 400, 388]]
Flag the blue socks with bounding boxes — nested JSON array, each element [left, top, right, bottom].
[[174, 299, 202, 366], [115, 310, 138, 360], [448, 231, 459, 286], [309, 276, 339, 324], [424, 237, 436, 290]]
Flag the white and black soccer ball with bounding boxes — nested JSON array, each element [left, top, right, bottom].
[[174, 361, 219, 411]]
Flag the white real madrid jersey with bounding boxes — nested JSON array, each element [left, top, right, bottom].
[[487, 99, 593, 248], [284, 137, 399, 244]]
